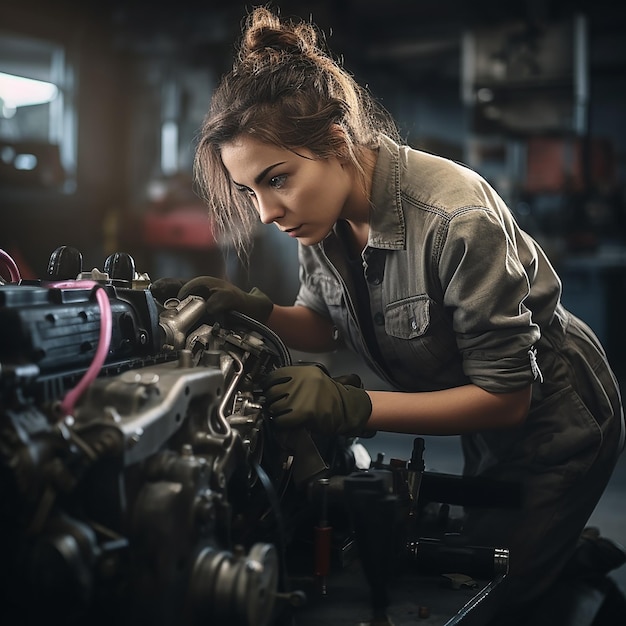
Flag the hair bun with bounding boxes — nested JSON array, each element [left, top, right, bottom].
[[238, 7, 319, 65]]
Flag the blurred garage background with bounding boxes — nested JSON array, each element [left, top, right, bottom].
[[2, 1, 625, 353]]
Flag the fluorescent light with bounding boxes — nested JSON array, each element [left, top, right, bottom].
[[0, 72, 58, 114]]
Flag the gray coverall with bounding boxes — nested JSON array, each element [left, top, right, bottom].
[[294, 134, 625, 612]]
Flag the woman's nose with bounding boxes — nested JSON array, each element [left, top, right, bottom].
[[257, 195, 284, 225]]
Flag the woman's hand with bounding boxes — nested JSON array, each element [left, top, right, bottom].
[[151, 276, 274, 322], [263, 365, 372, 436]]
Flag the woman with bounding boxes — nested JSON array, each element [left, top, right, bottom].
[[153, 6, 625, 623]]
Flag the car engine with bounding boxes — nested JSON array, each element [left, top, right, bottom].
[[0, 247, 359, 626]]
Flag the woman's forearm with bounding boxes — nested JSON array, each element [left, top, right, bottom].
[[366, 384, 532, 435], [266, 304, 338, 352], [267, 304, 532, 435]]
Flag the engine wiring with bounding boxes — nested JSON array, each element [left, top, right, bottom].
[[46, 280, 113, 417], [0, 248, 21, 283]]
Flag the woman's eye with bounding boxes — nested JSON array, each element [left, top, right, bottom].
[[235, 184, 255, 197], [269, 174, 287, 189]]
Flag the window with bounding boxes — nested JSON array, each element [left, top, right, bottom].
[[0, 32, 77, 191]]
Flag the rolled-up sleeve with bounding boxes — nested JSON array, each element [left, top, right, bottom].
[[438, 207, 541, 392]]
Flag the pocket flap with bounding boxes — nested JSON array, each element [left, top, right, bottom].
[[385, 296, 432, 339]]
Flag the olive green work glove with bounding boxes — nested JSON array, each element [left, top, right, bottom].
[[151, 276, 274, 323], [149, 277, 187, 303], [263, 365, 373, 437]]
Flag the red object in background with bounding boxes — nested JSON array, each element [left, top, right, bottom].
[[1, 247, 36, 281], [142, 207, 216, 249], [524, 136, 617, 194]]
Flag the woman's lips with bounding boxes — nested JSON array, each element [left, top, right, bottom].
[[285, 225, 303, 237]]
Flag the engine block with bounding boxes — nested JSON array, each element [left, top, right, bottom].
[[0, 253, 343, 626]]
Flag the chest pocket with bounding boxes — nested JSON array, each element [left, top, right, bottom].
[[384, 296, 461, 383], [385, 296, 433, 338]]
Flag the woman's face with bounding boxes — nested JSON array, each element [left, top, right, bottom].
[[220, 134, 356, 246]]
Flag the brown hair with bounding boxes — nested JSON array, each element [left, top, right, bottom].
[[194, 5, 399, 257]]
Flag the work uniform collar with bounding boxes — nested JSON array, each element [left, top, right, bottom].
[[366, 134, 406, 251]]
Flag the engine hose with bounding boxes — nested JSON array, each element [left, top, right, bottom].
[[229, 311, 292, 367]]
